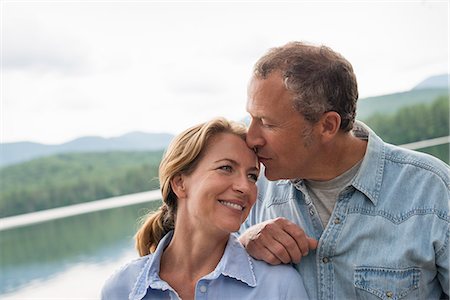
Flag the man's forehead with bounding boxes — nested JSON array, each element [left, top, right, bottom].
[[245, 96, 263, 116]]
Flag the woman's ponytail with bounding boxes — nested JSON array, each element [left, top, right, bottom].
[[135, 203, 175, 256]]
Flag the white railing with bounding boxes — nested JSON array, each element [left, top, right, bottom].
[[1, 135, 448, 231], [0, 190, 162, 231], [397, 135, 450, 150]]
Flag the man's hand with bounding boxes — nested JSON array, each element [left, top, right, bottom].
[[239, 217, 318, 265]]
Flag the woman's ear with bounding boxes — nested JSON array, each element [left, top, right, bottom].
[[170, 174, 186, 198]]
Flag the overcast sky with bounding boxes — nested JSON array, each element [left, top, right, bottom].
[[2, 1, 448, 144]]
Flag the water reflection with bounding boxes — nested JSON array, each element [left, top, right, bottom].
[[0, 200, 162, 296]]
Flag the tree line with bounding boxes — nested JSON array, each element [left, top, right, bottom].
[[0, 151, 163, 218], [363, 95, 449, 163]]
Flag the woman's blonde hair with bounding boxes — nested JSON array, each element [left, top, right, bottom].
[[135, 117, 248, 256]]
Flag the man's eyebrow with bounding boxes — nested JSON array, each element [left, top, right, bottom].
[[250, 115, 276, 123]]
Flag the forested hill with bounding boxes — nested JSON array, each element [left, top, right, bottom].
[[357, 73, 448, 120], [357, 88, 448, 120], [364, 95, 448, 158], [0, 151, 163, 218]]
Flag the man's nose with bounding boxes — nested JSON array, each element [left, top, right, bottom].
[[246, 120, 264, 149]]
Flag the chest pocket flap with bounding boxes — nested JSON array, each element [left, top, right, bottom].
[[354, 266, 420, 300]]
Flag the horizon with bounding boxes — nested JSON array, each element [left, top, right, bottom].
[[2, 1, 448, 144]]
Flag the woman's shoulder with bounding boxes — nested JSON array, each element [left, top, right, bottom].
[[249, 258, 309, 299], [101, 255, 151, 300], [251, 258, 300, 278]]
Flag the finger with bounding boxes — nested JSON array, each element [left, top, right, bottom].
[[281, 222, 311, 258], [246, 238, 283, 265], [270, 229, 302, 263], [307, 237, 319, 249], [258, 230, 292, 264]]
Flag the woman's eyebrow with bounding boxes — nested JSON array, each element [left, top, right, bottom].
[[215, 158, 259, 172], [214, 158, 237, 165]]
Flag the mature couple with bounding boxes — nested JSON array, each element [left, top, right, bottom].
[[102, 42, 449, 299]]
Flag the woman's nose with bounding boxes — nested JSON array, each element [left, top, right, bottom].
[[233, 175, 252, 195]]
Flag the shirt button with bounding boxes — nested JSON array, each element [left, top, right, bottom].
[[199, 285, 207, 293], [386, 291, 393, 298], [309, 208, 315, 216], [334, 218, 341, 224], [322, 257, 330, 263]]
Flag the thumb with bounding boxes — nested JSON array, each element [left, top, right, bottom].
[[307, 237, 319, 249]]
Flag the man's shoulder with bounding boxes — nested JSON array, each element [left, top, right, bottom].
[[384, 142, 449, 183]]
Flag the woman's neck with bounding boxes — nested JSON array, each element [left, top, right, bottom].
[[163, 227, 228, 276], [159, 222, 229, 299]]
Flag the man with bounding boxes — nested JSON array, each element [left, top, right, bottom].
[[239, 41, 449, 299]]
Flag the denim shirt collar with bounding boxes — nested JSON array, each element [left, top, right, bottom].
[[129, 231, 256, 300], [351, 121, 385, 206], [290, 121, 385, 206]]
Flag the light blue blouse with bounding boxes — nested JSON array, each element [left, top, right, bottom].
[[101, 231, 309, 300]]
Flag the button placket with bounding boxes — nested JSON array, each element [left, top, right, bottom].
[[317, 195, 351, 299]]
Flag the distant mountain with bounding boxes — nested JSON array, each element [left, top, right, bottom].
[[0, 131, 174, 167], [357, 74, 448, 120], [412, 73, 449, 90], [357, 88, 448, 120]]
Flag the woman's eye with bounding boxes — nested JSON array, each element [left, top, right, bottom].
[[218, 165, 232, 172], [248, 173, 258, 182]]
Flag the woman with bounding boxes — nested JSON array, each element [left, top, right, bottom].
[[101, 118, 309, 300]]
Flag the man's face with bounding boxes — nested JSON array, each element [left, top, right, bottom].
[[246, 72, 319, 180]]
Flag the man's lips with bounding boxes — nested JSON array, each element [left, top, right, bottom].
[[257, 155, 270, 162]]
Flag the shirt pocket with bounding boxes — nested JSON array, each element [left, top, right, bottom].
[[354, 266, 420, 300]]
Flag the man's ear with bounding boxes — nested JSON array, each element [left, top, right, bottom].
[[170, 174, 186, 198], [319, 111, 341, 142]]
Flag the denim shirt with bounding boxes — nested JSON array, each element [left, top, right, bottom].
[[240, 122, 450, 299], [101, 231, 309, 300]]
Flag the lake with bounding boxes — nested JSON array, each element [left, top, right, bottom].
[[0, 200, 162, 299]]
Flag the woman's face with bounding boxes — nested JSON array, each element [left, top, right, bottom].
[[178, 132, 259, 234]]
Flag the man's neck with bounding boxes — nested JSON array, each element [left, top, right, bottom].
[[309, 132, 367, 181]]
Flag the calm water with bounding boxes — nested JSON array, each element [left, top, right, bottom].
[[0, 200, 162, 299]]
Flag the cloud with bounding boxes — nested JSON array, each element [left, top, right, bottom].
[[3, 17, 91, 76], [169, 79, 223, 96]]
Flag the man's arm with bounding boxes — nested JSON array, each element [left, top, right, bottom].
[[239, 217, 318, 265]]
